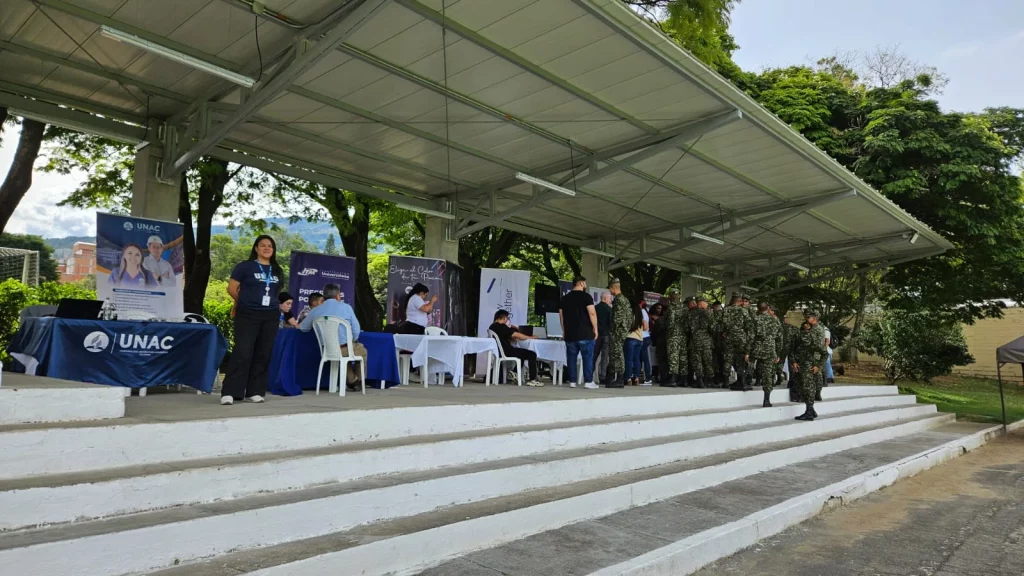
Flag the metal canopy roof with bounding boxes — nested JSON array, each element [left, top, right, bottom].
[[0, 0, 950, 283]]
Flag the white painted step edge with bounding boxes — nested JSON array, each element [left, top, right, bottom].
[[0, 385, 896, 480], [0, 395, 917, 530], [240, 412, 957, 576], [588, 418, 1024, 576], [0, 388, 125, 425], [0, 406, 942, 576]]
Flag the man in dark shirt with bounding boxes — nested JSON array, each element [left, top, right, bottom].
[[488, 309, 541, 385], [559, 275, 599, 389], [594, 291, 613, 385]]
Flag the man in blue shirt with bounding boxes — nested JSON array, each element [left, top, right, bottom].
[[298, 283, 365, 390]]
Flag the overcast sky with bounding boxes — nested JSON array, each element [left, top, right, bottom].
[[4, 0, 1022, 239]]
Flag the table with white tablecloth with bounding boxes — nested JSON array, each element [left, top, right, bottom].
[[392, 334, 499, 387], [514, 338, 583, 385]]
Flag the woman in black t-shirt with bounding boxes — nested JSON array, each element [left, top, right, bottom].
[[222, 235, 283, 405]]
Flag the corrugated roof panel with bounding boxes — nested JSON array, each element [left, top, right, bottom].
[[0, 51, 57, 87], [37, 66, 112, 100], [357, 19, 443, 68], [512, 14, 612, 66], [1, 0, 36, 41], [345, 1, 424, 52], [260, 93, 324, 123], [478, 0, 586, 49], [111, 0, 208, 37], [435, 0, 541, 33], [300, 54, 389, 100]]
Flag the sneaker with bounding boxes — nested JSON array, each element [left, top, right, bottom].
[[641, 380, 653, 386], [569, 381, 577, 388], [526, 380, 544, 387], [584, 382, 599, 389], [220, 396, 234, 405], [245, 395, 265, 403]]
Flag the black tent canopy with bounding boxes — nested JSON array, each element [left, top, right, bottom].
[[994, 336, 1024, 427]]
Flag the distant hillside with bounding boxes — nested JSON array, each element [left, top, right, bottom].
[[45, 218, 339, 252]]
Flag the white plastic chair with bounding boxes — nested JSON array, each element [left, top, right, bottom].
[[488, 330, 522, 386], [420, 326, 448, 386], [313, 317, 365, 396]]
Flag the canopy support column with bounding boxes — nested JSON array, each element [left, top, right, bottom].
[[132, 121, 180, 221]]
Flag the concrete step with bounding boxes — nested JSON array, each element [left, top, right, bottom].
[[0, 394, 917, 530], [147, 413, 960, 576], [0, 405, 947, 576], [0, 383, 124, 426], [418, 421, 1002, 576], [0, 385, 895, 480]]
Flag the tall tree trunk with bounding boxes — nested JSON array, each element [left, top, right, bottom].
[[326, 188, 384, 330], [848, 271, 870, 363], [177, 177, 196, 289], [182, 160, 229, 314], [0, 119, 45, 234]]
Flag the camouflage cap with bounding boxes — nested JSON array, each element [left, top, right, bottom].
[[730, 291, 741, 300], [804, 309, 820, 319], [740, 293, 751, 301]]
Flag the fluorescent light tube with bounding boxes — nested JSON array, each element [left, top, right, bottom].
[[690, 273, 715, 281], [689, 231, 725, 245], [101, 25, 257, 88], [740, 285, 758, 291], [581, 246, 615, 258], [787, 262, 810, 272], [394, 202, 454, 220], [515, 172, 577, 196], [910, 232, 919, 244]]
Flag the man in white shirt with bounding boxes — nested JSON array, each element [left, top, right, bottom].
[[143, 235, 175, 287]]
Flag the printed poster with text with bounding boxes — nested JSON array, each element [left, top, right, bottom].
[[96, 213, 184, 318]]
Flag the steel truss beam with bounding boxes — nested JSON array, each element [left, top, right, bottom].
[[457, 110, 741, 238], [757, 249, 945, 297], [609, 190, 856, 270], [164, 0, 392, 178], [717, 233, 912, 267], [0, 91, 146, 143]]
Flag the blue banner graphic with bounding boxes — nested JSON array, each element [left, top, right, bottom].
[[96, 213, 184, 317], [288, 251, 357, 319]]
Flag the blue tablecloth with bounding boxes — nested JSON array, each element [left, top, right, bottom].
[[8, 317, 227, 392], [267, 330, 401, 396]]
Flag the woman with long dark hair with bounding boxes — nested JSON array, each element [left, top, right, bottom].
[[107, 243, 156, 287], [222, 235, 283, 405]]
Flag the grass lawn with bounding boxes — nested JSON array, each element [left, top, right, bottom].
[[835, 364, 1024, 425]]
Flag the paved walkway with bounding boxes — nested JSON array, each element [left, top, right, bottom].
[[696, 430, 1024, 576]]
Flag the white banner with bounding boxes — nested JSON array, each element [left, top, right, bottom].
[[476, 268, 531, 375]]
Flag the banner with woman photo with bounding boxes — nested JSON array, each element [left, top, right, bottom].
[[96, 213, 184, 317]]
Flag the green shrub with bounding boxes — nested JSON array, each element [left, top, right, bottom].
[[203, 300, 235, 352], [860, 309, 974, 383], [0, 279, 98, 364]]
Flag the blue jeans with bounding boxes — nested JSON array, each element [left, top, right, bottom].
[[824, 353, 834, 380], [624, 339, 643, 380], [641, 337, 652, 381], [566, 339, 595, 384]]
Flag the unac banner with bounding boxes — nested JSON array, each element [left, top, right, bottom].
[[96, 213, 184, 317], [288, 251, 356, 318], [476, 268, 530, 375], [386, 255, 446, 327]]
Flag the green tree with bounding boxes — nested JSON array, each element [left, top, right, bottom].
[[323, 233, 339, 255], [208, 232, 315, 288], [0, 113, 46, 235], [860, 309, 974, 383], [0, 233, 60, 282], [623, 1, 743, 79]]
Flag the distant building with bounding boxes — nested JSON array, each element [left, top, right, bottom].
[[61, 242, 96, 283]]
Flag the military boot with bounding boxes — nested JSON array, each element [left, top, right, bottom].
[[606, 373, 624, 388], [694, 376, 706, 389], [763, 390, 772, 408], [729, 376, 745, 391], [795, 403, 814, 420], [742, 373, 754, 391], [814, 390, 822, 402], [659, 374, 677, 388], [810, 406, 818, 419]]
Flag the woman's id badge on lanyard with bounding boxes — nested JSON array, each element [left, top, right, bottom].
[[259, 263, 272, 306]]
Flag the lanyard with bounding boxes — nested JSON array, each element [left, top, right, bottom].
[[258, 263, 272, 294]]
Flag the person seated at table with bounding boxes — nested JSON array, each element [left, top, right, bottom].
[[108, 243, 156, 287], [298, 283, 366, 391], [488, 310, 541, 386], [400, 283, 436, 335], [278, 292, 299, 328], [296, 292, 323, 324]]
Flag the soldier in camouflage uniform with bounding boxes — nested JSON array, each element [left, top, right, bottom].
[[711, 301, 726, 387], [724, 293, 754, 391], [681, 296, 698, 386], [751, 302, 783, 407], [689, 296, 715, 388], [779, 314, 801, 401], [661, 291, 687, 387], [607, 278, 632, 389], [792, 309, 827, 421]]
